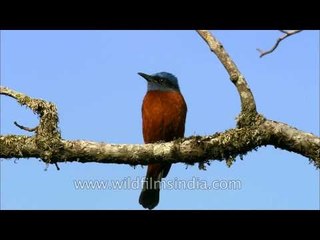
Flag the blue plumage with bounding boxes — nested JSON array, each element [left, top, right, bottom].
[[138, 72, 180, 92]]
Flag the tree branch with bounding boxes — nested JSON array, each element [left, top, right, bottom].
[[196, 30, 258, 127], [257, 30, 302, 58], [0, 86, 62, 163], [1, 119, 319, 168]]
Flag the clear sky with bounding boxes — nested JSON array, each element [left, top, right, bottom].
[[0, 30, 319, 210]]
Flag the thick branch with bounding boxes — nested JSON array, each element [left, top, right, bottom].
[[196, 30, 257, 127], [257, 30, 302, 58], [1, 119, 319, 168]]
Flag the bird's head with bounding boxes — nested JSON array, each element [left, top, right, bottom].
[[138, 72, 180, 92]]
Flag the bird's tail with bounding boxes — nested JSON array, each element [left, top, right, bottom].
[[139, 163, 171, 210]]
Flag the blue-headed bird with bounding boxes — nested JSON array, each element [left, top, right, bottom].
[[138, 72, 187, 209]]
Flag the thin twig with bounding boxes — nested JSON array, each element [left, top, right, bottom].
[[54, 162, 60, 170], [257, 30, 302, 58], [14, 121, 38, 132]]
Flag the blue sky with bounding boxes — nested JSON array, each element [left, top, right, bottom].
[[0, 30, 319, 210]]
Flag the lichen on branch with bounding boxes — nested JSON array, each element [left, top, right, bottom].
[[0, 86, 62, 163]]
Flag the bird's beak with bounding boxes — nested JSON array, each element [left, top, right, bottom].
[[138, 72, 154, 83]]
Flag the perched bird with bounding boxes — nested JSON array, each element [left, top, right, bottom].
[[138, 72, 187, 210]]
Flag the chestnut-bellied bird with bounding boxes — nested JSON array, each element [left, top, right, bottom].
[[138, 72, 187, 210]]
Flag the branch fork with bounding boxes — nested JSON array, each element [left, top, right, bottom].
[[257, 30, 302, 58]]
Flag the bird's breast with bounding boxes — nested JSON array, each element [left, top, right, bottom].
[[142, 90, 187, 143]]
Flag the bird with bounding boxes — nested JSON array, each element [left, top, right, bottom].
[[138, 71, 187, 210]]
